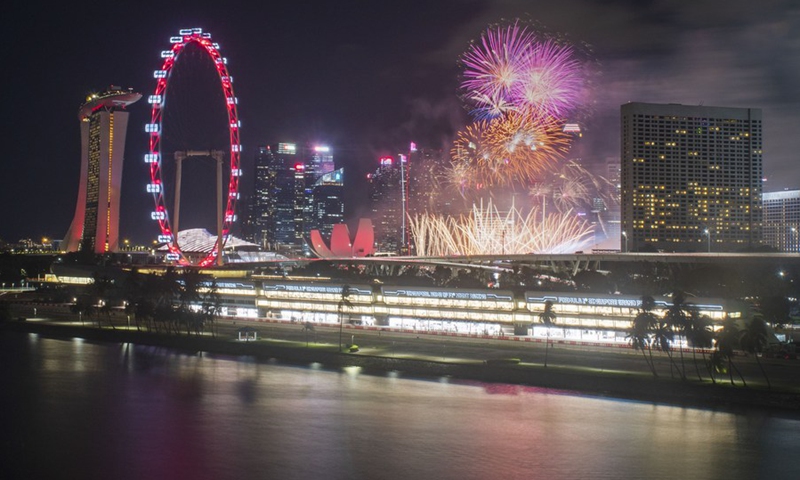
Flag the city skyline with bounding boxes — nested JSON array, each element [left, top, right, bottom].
[[4, 1, 800, 244]]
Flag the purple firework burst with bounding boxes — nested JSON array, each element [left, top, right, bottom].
[[460, 22, 535, 117], [511, 39, 583, 118], [461, 21, 586, 121]]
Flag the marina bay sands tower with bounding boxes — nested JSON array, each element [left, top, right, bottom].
[[63, 86, 141, 253]]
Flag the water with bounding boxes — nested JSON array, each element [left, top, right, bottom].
[[1, 331, 798, 480]]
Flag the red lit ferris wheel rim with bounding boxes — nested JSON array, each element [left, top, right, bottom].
[[146, 28, 241, 267]]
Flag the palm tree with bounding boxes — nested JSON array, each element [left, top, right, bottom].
[[652, 312, 682, 380], [338, 285, 352, 351], [627, 295, 658, 376], [716, 316, 746, 387], [539, 300, 556, 367], [201, 279, 222, 338], [684, 306, 715, 382], [740, 316, 772, 389], [665, 291, 690, 380]]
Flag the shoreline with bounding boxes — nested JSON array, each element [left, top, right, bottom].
[[3, 320, 799, 417]]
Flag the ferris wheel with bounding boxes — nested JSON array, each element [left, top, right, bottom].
[[145, 28, 241, 267]]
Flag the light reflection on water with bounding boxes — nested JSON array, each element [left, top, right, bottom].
[[1, 333, 797, 480]]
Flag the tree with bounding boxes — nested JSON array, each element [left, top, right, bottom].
[[628, 295, 658, 377], [758, 296, 790, 329], [201, 279, 222, 338], [715, 316, 746, 387], [684, 306, 715, 382], [665, 291, 690, 380], [177, 269, 207, 336], [740, 316, 772, 389], [338, 285, 352, 351], [539, 300, 556, 367], [89, 273, 115, 329], [651, 307, 682, 380]]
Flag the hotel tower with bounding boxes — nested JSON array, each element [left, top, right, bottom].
[[621, 102, 763, 252], [63, 86, 141, 253]]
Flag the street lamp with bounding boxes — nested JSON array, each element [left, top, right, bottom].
[[622, 231, 628, 253]]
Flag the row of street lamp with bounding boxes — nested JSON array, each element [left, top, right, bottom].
[[621, 228, 713, 253]]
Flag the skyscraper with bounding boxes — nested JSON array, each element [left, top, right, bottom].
[[763, 189, 800, 252], [368, 156, 403, 254], [63, 86, 141, 253], [252, 143, 299, 253], [620, 102, 763, 252], [251, 143, 342, 256], [309, 168, 345, 239]]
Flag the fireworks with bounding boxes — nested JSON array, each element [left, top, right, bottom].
[[531, 161, 617, 211], [529, 161, 618, 236], [449, 20, 591, 194], [410, 199, 594, 256], [511, 39, 584, 118], [410, 20, 602, 257], [460, 21, 585, 120], [449, 113, 570, 190]]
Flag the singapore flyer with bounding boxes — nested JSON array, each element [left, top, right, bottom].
[[145, 28, 241, 267]]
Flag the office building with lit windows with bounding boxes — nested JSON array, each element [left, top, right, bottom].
[[63, 87, 141, 253], [309, 168, 345, 239], [763, 189, 800, 253], [368, 156, 403, 254], [252, 143, 298, 252], [252, 143, 342, 256], [620, 102, 763, 252]]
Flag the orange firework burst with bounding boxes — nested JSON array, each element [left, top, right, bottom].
[[448, 113, 570, 190]]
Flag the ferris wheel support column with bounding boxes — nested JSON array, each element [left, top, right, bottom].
[[216, 152, 224, 267], [173, 152, 186, 243]]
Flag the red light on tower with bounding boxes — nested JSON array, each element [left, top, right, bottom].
[[294, 163, 305, 170]]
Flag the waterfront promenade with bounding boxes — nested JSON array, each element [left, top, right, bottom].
[[3, 301, 800, 416]]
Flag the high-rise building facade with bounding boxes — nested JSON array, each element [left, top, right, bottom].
[[763, 189, 800, 252], [252, 143, 295, 252], [309, 168, 345, 239], [620, 102, 763, 252], [251, 143, 342, 256], [63, 87, 141, 253], [368, 156, 403, 254]]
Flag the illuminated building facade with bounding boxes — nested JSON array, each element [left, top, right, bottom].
[[252, 143, 340, 256], [309, 168, 345, 239], [763, 189, 800, 252], [63, 87, 141, 253], [368, 157, 403, 254], [252, 279, 743, 345], [253, 143, 298, 252], [621, 102, 763, 252]]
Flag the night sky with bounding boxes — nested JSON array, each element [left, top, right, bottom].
[[3, 0, 800, 245]]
